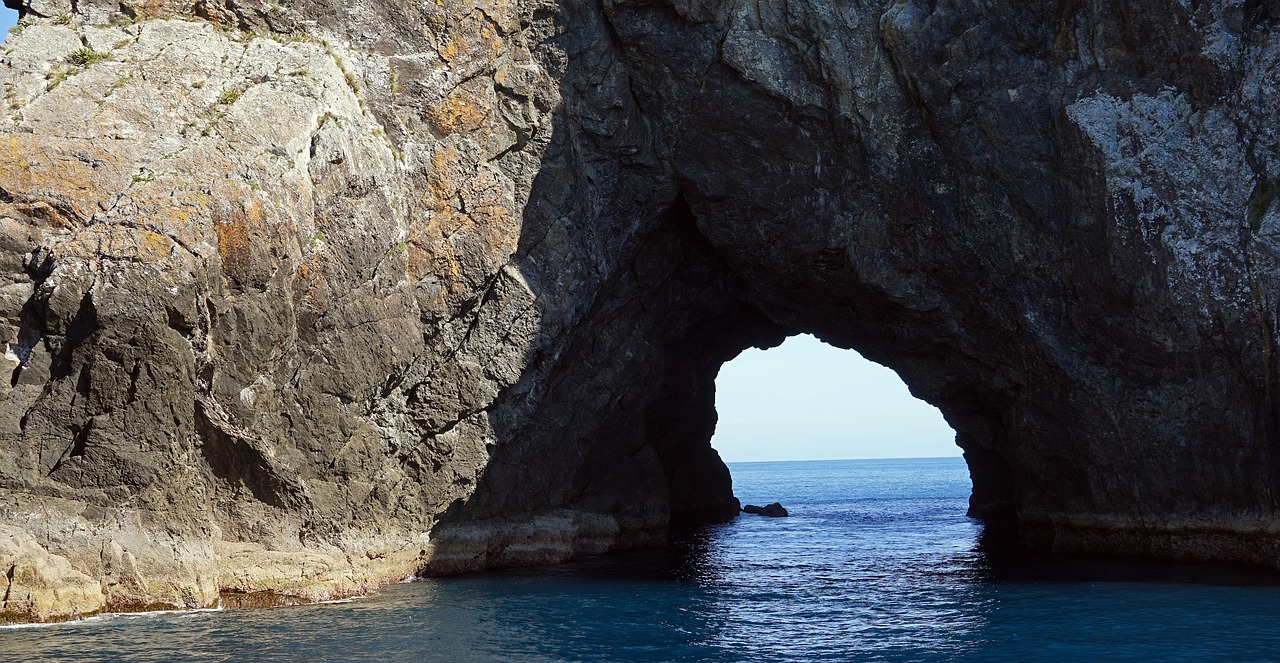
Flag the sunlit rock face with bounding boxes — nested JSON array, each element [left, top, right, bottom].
[[2, 0, 1280, 622]]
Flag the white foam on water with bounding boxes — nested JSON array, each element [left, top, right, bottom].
[[0, 606, 225, 630], [314, 595, 367, 605]]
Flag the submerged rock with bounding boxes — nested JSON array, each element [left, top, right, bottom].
[[1, 0, 1280, 624], [743, 503, 790, 518]]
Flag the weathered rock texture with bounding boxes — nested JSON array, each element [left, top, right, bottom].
[[1, 0, 1279, 623]]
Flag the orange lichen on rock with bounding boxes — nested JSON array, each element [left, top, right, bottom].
[[405, 210, 457, 286], [212, 195, 269, 286], [431, 3, 505, 67], [425, 145, 465, 209], [121, 187, 215, 252], [404, 143, 518, 298], [405, 241, 433, 283], [408, 146, 466, 286], [0, 200, 79, 229], [54, 226, 179, 264], [460, 167, 514, 233], [0, 135, 126, 225], [427, 84, 491, 135], [293, 252, 331, 309]]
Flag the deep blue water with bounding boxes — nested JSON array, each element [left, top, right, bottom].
[[8, 457, 1280, 661]]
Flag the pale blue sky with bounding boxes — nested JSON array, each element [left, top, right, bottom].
[[1, 8, 15, 44], [712, 334, 959, 462]]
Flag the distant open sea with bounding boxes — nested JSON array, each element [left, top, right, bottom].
[[9, 457, 1280, 661]]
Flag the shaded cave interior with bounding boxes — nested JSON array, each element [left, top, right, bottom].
[[648, 201, 1022, 536], [441, 194, 1022, 551]]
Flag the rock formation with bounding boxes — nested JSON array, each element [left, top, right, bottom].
[[743, 503, 788, 518], [1, 0, 1279, 623]]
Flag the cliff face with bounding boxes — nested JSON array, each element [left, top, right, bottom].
[[2, 0, 1279, 622]]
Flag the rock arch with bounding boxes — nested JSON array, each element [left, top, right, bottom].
[[434, 0, 1280, 570], [1, 0, 1279, 623]]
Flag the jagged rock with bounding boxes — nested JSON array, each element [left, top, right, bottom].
[[1, 0, 1280, 623], [743, 503, 789, 518], [0, 525, 104, 622]]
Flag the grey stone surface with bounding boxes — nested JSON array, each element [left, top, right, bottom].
[[2, 0, 1280, 622]]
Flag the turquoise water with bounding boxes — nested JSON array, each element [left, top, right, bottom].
[[8, 457, 1280, 661]]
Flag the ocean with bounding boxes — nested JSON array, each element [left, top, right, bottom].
[[8, 457, 1280, 661]]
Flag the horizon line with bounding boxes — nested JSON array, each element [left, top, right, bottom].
[[722, 454, 964, 464]]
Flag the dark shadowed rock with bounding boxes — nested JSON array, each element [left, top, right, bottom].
[[743, 503, 789, 518], [1, 0, 1280, 623]]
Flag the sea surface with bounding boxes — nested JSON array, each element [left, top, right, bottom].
[[8, 457, 1280, 661]]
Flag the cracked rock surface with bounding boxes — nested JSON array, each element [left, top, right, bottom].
[[2, 0, 1280, 623]]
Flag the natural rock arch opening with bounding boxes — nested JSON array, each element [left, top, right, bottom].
[[709, 334, 958, 464], [707, 333, 971, 526], [432, 192, 1023, 566], [472, 0, 1279, 571]]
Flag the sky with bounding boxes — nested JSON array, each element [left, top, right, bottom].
[[711, 334, 959, 462], [1, 8, 15, 44]]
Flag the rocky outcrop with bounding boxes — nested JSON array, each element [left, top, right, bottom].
[[743, 503, 788, 518], [1, 0, 1279, 623]]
